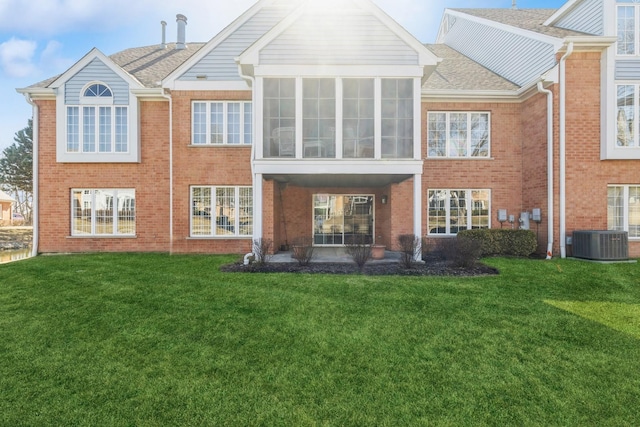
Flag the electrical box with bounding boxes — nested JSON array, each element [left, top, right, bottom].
[[519, 211, 530, 230], [497, 209, 507, 222], [532, 208, 541, 222], [508, 214, 515, 223]]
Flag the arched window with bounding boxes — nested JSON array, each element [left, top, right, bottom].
[[66, 82, 128, 154]]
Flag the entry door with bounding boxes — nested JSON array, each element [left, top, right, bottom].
[[313, 195, 374, 246]]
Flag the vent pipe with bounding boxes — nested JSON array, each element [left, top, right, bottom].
[[176, 14, 187, 50], [512, 0, 517, 9], [161, 21, 167, 49]]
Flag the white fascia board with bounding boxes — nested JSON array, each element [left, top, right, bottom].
[[163, 0, 278, 88], [48, 48, 143, 90], [544, 0, 582, 26], [446, 9, 565, 51], [171, 80, 251, 91], [435, 11, 450, 44], [558, 36, 617, 52], [253, 64, 425, 77], [254, 159, 424, 176], [16, 87, 56, 100], [421, 90, 521, 103], [130, 88, 167, 101]]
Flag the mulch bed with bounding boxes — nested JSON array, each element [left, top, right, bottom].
[[220, 254, 499, 277]]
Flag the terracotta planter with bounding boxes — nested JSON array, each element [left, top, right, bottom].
[[371, 244, 386, 260]]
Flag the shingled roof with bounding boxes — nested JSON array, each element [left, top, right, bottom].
[[423, 44, 519, 91], [451, 8, 587, 38]]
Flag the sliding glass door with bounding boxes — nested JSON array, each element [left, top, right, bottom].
[[313, 194, 374, 246]]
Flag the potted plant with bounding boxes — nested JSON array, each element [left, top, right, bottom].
[[371, 236, 385, 260]]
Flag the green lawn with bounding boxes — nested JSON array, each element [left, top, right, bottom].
[[1, 254, 639, 426]]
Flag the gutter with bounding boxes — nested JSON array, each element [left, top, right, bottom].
[[537, 81, 554, 260], [558, 42, 574, 258], [22, 94, 38, 257]]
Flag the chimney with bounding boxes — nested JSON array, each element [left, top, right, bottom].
[[161, 21, 167, 49], [176, 14, 187, 50], [512, 0, 517, 9]]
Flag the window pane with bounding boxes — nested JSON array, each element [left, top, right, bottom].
[[94, 189, 114, 235], [216, 187, 235, 235], [629, 186, 640, 238], [343, 79, 374, 158], [264, 78, 296, 157], [192, 102, 207, 144], [303, 78, 335, 158], [617, 85, 635, 147], [117, 190, 135, 235], [244, 102, 252, 145], [471, 190, 490, 229], [381, 79, 413, 159], [211, 102, 224, 144], [67, 107, 80, 152], [618, 6, 636, 55], [428, 113, 446, 157], [191, 187, 212, 236], [428, 190, 447, 234], [449, 113, 467, 157], [239, 187, 253, 236], [83, 106, 96, 152], [115, 107, 128, 152], [99, 106, 112, 152], [608, 186, 624, 231], [72, 189, 91, 235], [470, 113, 489, 157], [449, 190, 467, 233]]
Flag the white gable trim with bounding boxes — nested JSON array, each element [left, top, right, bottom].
[[544, 0, 583, 26], [162, 0, 280, 89], [48, 48, 142, 90], [445, 9, 565, 51]]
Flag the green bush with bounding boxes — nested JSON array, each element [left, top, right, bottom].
[[457, 229, 537, 257]]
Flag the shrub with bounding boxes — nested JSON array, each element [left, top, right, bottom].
[[252, 238, 273, 265], [291, 236, 315, 266], [438, 237, 482, 268], [456, 229, 537, 257], [345, 235, 372, 272], [397, 234, 421, 269]]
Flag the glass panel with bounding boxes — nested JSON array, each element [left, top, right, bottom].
[[115, 107, 128, 152], [470, 113, 489, 157], [428, 190, 447, 234], [239, 187, 253, 236], [449, 113, 467, 157], [211, 102, 224, 144], [618, 6, 636, 55], [243, 102, 252, 145], [629, 186, 640, 238], [264, 78, 296, 157], [381, 79, 413, 159], [83, 106, 96, 152], [117, 190, 135, 235], [428, 113, 446, 157], [192, 102, 207, 144], [216, 187, 235, 235], [71, 189, 91, 235], [449, 190, 467, 234], [227, 102, 240, 144], [343, 79, 374, 158], [191, 187, 212, 236], [471, 190, 490, 229], [608, 186, 624, 231], [617, 85, 635, 147], [99, 106, 112, 152], [303, 79, 335, 158], [94, 189, 114, 235], [67, 107, 80, 152]]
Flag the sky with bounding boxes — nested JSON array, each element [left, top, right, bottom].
[[0, 0, 564, 152]]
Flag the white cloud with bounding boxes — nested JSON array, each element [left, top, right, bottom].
[[0, 38, 37, 78], [39, 40, 73, 72]]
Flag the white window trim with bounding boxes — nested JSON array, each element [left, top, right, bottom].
[[608, 184, 640, 239], [617, 4, 640, 57], [70, 189, 136, 237], [190, 185, 253, 238], [427, 111, 491, 158], [427, 189, 491, 236], [191, 101, 253, 145]]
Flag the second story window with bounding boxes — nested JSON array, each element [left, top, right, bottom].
[[427, 112, 490, 158], [618, 3, 638, 56], [66, 83, 128, 153], [617, 84, 640, 147], [192, 101, 252, 145]]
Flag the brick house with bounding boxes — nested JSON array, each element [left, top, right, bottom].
[[0, 190, 15, 225], [17, 0, 640, 258]]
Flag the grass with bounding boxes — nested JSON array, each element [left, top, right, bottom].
[[1, 254, 639, 426]]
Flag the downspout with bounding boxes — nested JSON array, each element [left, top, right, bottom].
[[23, 94, 38, 257], [559, 42, 573, 258], [537, 81, 554, 259], [161, 89, 174, 254]]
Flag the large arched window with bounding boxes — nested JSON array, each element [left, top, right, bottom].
[[66, 82, 128, 153]]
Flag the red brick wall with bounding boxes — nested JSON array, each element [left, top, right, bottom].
[[35, 99, 170, 253]]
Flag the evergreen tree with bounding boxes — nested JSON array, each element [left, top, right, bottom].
[[0, 120, 33, 223]]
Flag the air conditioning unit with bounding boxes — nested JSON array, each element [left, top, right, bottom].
[[572, 230, 629, 261]]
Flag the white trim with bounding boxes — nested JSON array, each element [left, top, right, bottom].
[[189, 185, 254, 238], [254, 159, 423, 176], [171, 80, 251, 91], [253, 174, 263, 242], [544, 0, 583, 26], [311, 193, 376, 247], [253, 65, 426, 78], [191, 100, 253, 145], [426, 189, 492, 236], [413, 173, 422, 261]]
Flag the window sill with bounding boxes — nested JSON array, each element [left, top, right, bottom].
[[187, 236, 252, 240], [188, 144, 252, 148], [67, 235, 137, 239], [425, 157, 494, 161]]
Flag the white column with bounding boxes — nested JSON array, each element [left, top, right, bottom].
[[413, 173, 422, 261], [253, 173, 263, 244]]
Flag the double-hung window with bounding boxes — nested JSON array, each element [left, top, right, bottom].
[[192, 101, 252, 145], [71, 189, 135, 236], [618, 2, 638, 56], [608, 185, 640, 238], [427, 189, 490, 235], [428, 112, 490, 158], [191, 186, 253, 237], [67, 83, 128, 153]]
